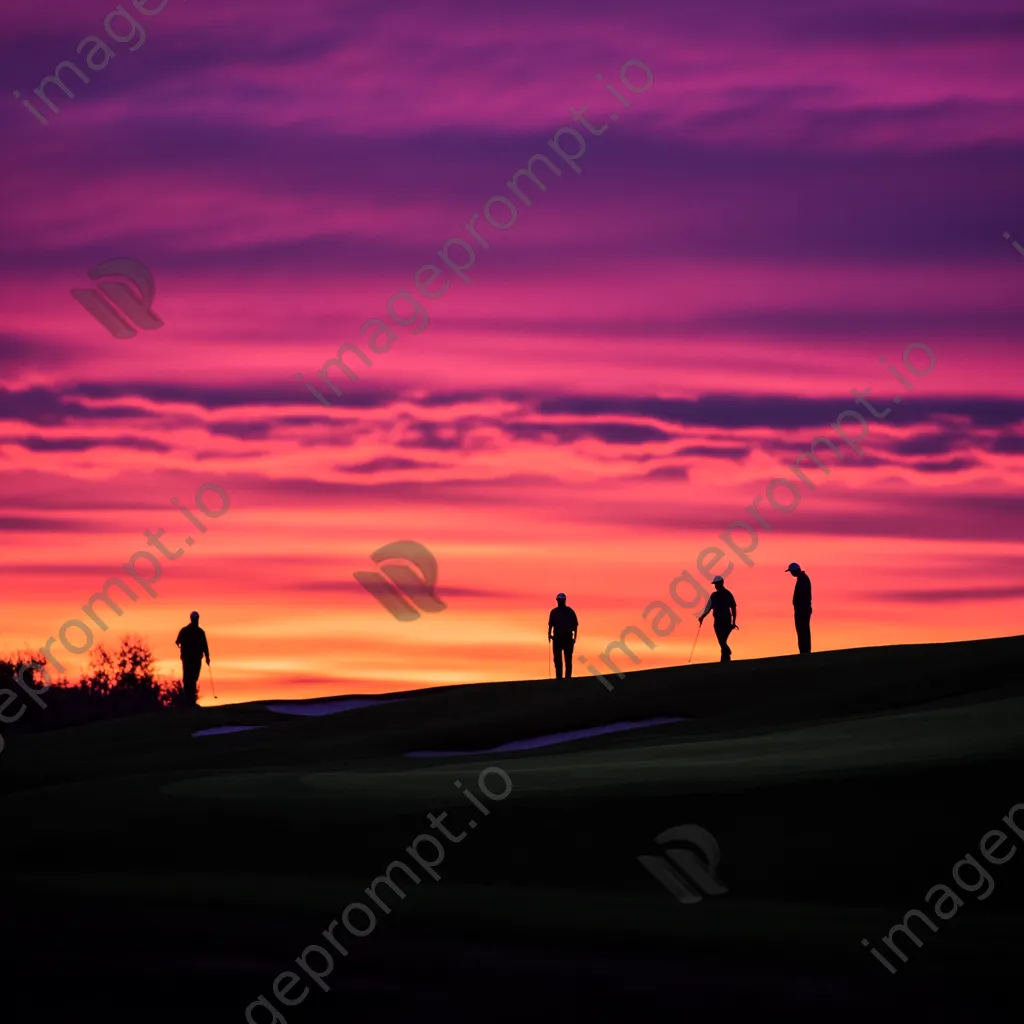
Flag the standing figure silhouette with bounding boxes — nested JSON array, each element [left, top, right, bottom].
[[786, 563, 812, 654], [547, 593, 578, 679], [698, 576, 737, 662], [175, 611, 210, 706]]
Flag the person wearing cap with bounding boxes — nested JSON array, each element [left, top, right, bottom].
[[175, 610, 211, 706], [547, 593, 579, 679], [698, 575, 737, 662], [785, 563, 812, 654]]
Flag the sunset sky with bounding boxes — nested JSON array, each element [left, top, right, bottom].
[[1, 0, 1022, 705]]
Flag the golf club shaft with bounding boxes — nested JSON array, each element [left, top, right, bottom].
[[688, 620, 703, 664]]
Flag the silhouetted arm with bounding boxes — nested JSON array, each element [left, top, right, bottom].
[[698, 595, 713, 622]]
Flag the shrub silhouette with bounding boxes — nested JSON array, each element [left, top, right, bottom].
[[1, 636, 189, 737]]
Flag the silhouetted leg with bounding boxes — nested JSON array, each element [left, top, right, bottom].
[[565, 640, 574, 678], [552, 640, 566, 679], [795, 610, 812, 654], [182, 659, 201, 705], [713, 622, 732, 662]]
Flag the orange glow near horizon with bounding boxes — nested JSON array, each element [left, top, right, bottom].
[[1, 0, 1022, 711]]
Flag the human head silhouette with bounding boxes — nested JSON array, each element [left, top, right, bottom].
[[190, 610, 199, 623]]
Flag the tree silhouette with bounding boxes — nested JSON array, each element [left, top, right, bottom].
[[1, 635, 189, 736], [83, 636, 165, 715]]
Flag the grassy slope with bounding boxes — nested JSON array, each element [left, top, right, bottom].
[[6, 635, 1024, 1022]]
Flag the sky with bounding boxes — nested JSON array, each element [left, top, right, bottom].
[[1, 0, 1022, 705]]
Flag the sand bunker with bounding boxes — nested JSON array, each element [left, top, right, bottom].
[[405, 716, 687, 757], [264, 698, 403, 717], [191, 725, 266, 738]]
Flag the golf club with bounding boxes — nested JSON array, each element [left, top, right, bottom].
[[688, 619, 703, 664], [206, 660, 217, 700]]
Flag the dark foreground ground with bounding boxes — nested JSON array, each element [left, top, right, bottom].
[[5, 634, 1024, 1022]]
